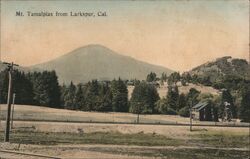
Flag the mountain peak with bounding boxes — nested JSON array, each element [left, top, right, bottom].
[[65, 44, 117, 58], [76, 44, 110, 51], [31, 45, 173, 83]]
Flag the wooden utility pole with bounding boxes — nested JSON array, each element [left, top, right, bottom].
[[11, 93, 16, 129], [190, 99, 193, 131], [3, 62, 18, 142], [137, 113, 140, 124], [137, 102, 141, 124]]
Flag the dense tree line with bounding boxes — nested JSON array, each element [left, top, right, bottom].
[[60, 78, 128, 112], [27, 71, 61, 108], [0, 69, 249, 122], [0, 69, 34, 104], [0, 69, 61, 108]]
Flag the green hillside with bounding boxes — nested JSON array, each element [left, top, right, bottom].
[[189, 56, 250, 83]]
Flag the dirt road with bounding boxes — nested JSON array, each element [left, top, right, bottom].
[[1, 144, 249, 159]]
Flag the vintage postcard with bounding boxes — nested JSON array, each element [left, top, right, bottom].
[[0, 0, 249, 158]]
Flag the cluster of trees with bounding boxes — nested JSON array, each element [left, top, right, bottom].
[[152, 86, 201, 117], [155, 71, 249, 122], [0, 70, 32, 104], [130, 81, 159, 114], [146, 72, 157, 82], [28, 71, 61, 107], [60, 78, 128, 112], [130, 71, 249, 122], [146, 72, 167, 84], [0, 69, 61, 108]]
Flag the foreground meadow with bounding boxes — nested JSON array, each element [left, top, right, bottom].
[[0, 126, 249, 159], [0, 105, 249, 158]]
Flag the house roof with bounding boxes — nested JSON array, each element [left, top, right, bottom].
[[192, 101, 209, 111]]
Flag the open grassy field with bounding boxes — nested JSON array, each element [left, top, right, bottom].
[[0, 105, 247, 127], [0, 104, 191, 124], [0, 104, 249, 158]]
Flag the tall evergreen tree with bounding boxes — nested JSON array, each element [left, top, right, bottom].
[[47, 71, 61, 107], [146, 72, 157, 82], [130, 82, 159, 114], [60, 84, 67, 107], [0, 69, 10, 104], [84, 80, 99, 111], [63, 81, 76, 110], [111, 78, 128, 112], [178, 93, 186, 110], [166, 85, 179, 111], [74, 84, 85, 110], [239, 84, 250, 122], [96, 82, 112, 111]]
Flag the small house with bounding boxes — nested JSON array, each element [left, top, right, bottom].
[[192, 101, 210, 121]]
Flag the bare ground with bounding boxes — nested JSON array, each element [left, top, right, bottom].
[[1, 143, 249, 159], [1, 121, 249, 139], [128, 83, 220, 99]]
